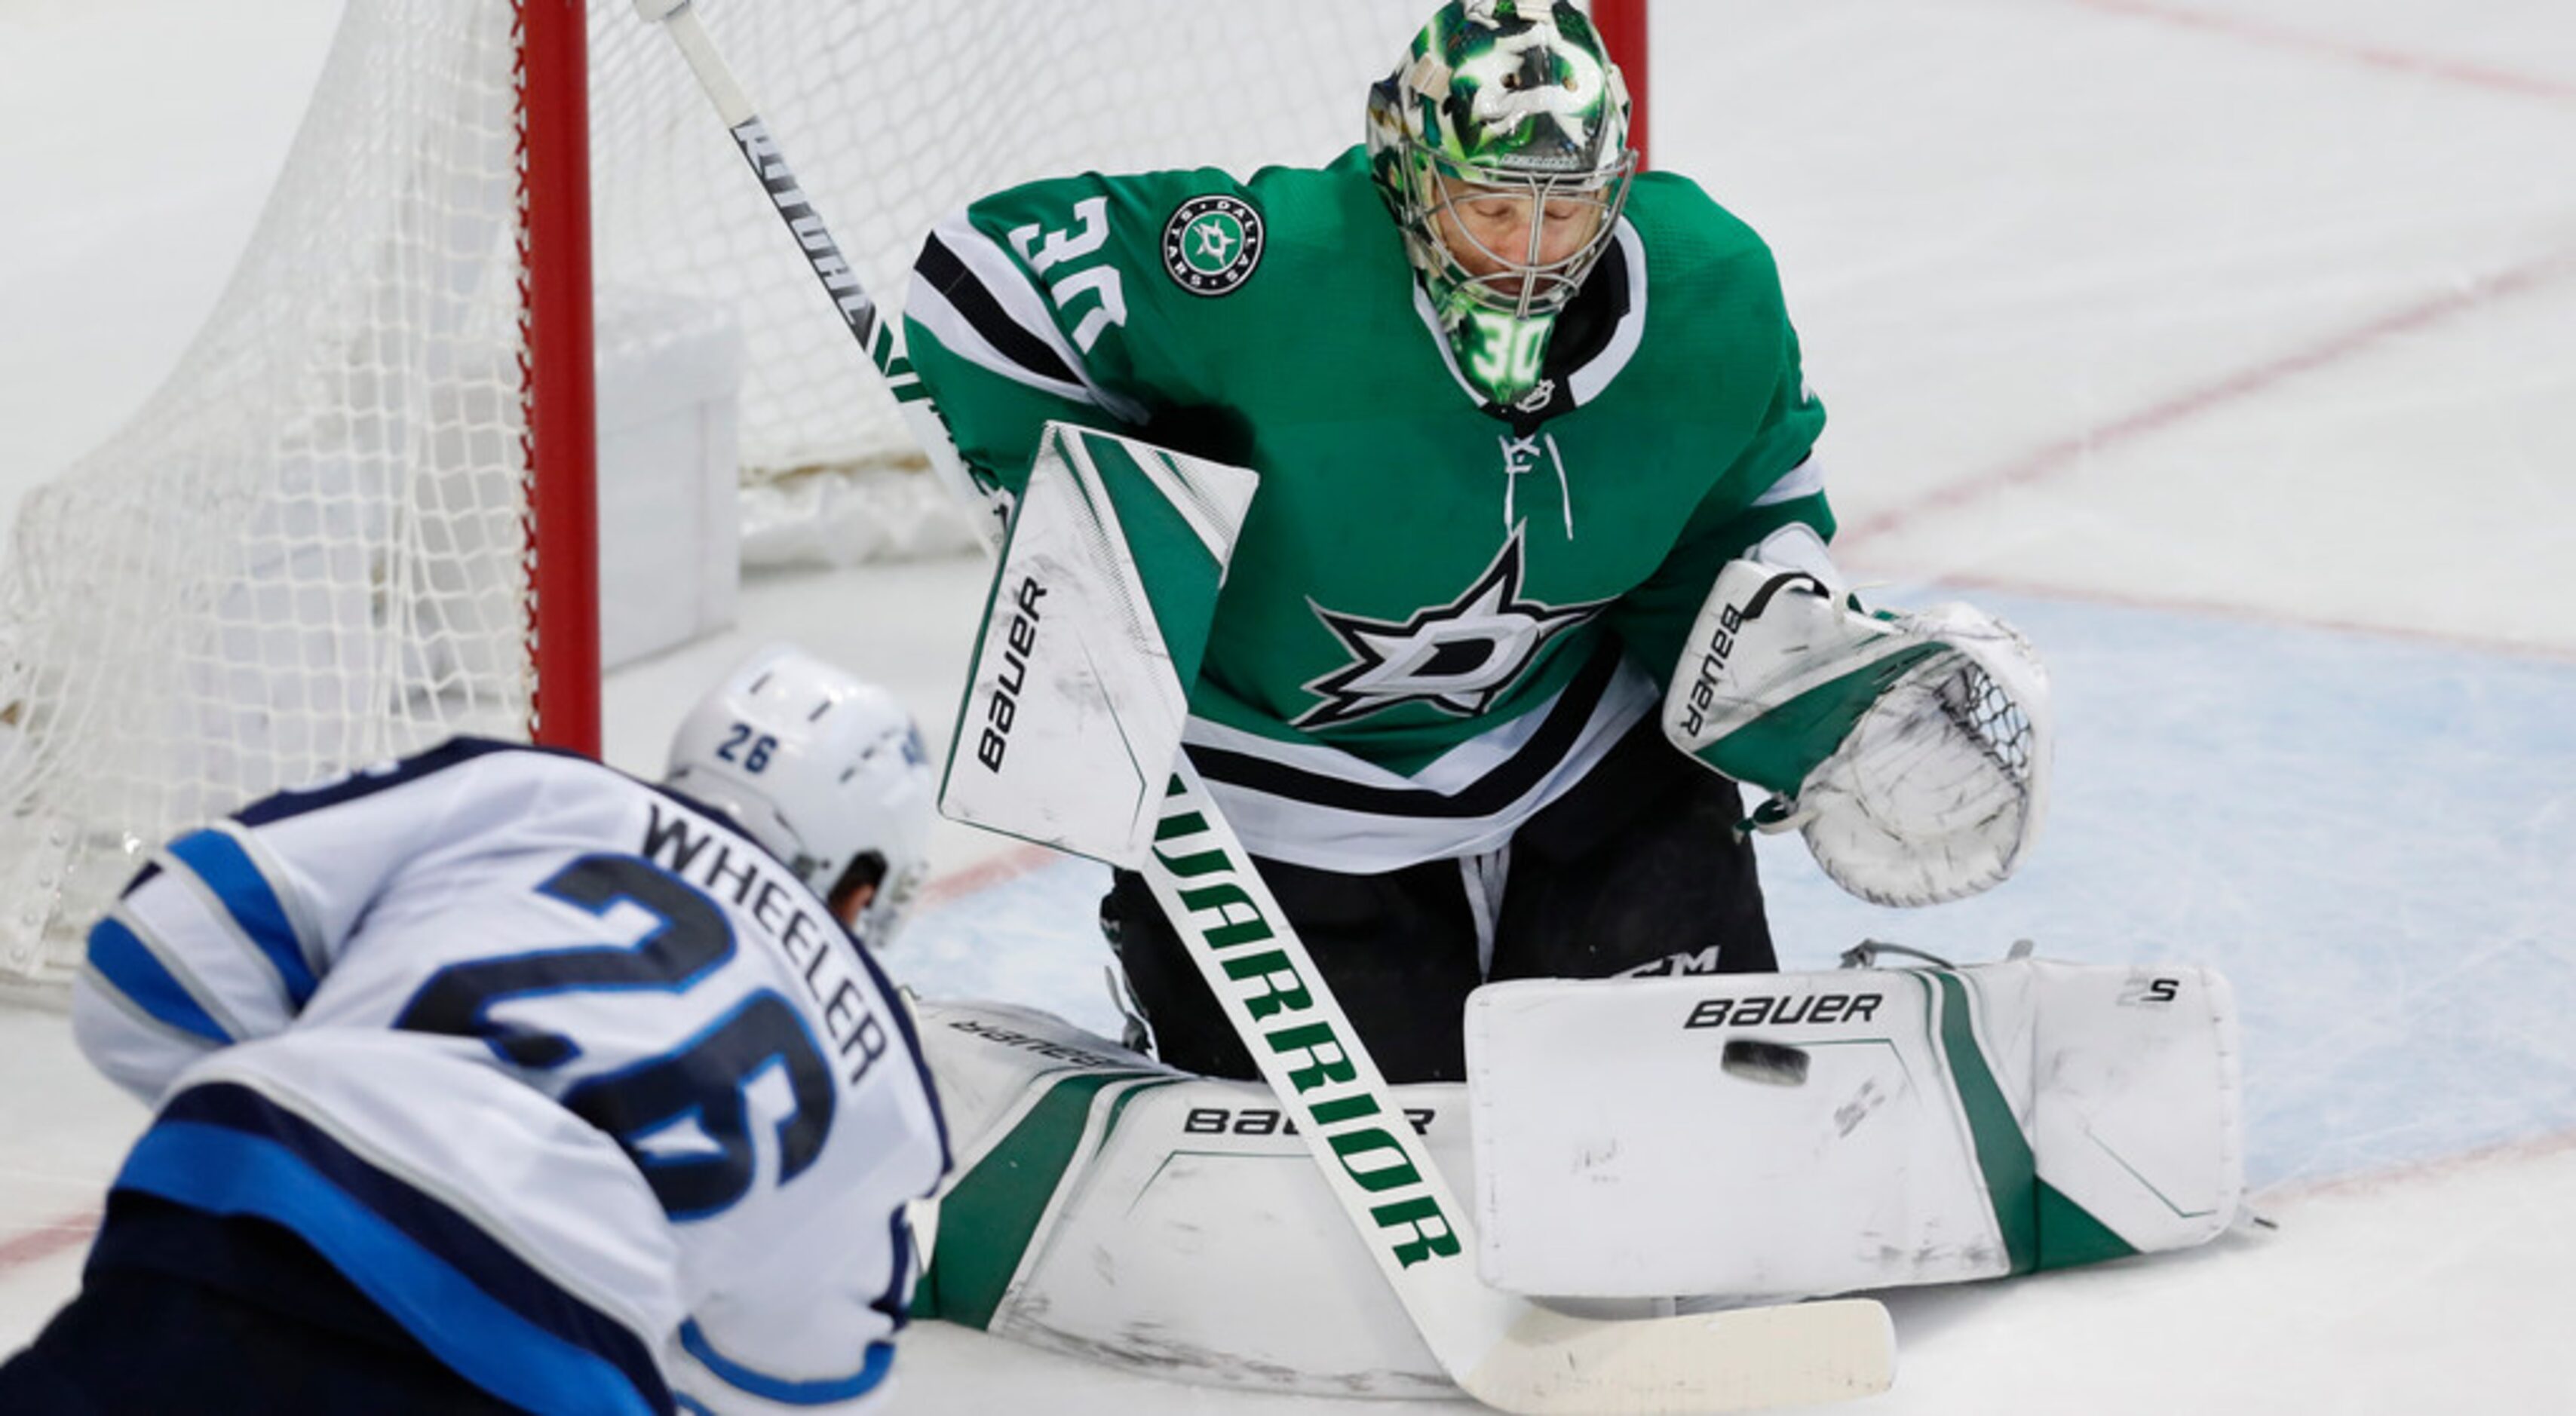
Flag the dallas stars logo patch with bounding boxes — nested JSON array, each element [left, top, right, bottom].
[[1162, 195, 1264, 296], [1295, 529, 1606, 730]]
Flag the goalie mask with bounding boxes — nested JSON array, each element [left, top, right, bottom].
[[1367, 1, 1636, 406], [665, 644, 935, 947]]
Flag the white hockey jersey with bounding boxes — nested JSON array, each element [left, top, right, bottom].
[[70, 738, 952, 1416]]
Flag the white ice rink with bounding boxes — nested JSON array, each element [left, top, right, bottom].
[[5, 1, 2574, 1411]]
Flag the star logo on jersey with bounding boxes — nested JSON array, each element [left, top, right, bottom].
[[1162, 195, 1265, 296], [1293, 528, 1607, 729]]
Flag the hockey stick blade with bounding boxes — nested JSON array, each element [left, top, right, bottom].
[[1463, 1298, 1894, 1414]]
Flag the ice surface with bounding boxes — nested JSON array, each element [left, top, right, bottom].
[[3, 1, 2571, 1411]]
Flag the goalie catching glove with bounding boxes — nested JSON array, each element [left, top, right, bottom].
[[1663, 558, 2051, 906]]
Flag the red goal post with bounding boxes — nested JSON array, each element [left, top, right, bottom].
[[1593, 0, 1650, 169], [526, 0, 602, 760]]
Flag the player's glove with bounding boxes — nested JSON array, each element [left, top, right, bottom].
[[1661, 559, 2052, 906]]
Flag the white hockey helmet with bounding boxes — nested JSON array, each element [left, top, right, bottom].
[[664, 644, 936, 946]]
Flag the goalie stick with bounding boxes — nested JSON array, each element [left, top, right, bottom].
[[634, 5, 1895, 1408], [630, 0, 999, 551]]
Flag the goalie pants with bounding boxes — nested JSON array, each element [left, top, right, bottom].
[[0, 1193, 529, 1414], [1102, 719, 1777, 1083]]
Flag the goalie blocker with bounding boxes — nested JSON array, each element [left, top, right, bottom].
[[1664, 556, 2052, 907]]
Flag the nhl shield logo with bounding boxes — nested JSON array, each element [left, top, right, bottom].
[[1162, 195, 1265, 296]]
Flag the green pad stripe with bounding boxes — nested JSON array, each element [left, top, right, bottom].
[[1066, 428, 1229, 694], [1693, 642, 1946, 795], [1930, 971, 2040, 1274], [917, 1069, 1167, 1329]]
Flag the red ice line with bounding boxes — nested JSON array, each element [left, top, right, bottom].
[[1840, 1, 2576, 554], [2063, 0, 2576, 106], [1878, 569, 2576, 667], [1835, 249, 2576, 552], [2259, 1127, 2576, 1206], [913, 841, 1062, 910], [0, 1215, 97, 1276]]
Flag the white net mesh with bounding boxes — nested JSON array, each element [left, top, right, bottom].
[[590, 0, 1437, 551], [0, 1, 533, 988], [0, 0, 1440, 986]]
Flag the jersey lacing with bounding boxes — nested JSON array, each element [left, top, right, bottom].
[[1498, 431, 1575, 539]]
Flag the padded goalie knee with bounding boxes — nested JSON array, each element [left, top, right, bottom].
[[1662, 559, 2052, 906]]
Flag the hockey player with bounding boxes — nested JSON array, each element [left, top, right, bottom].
[[0, 645, 947, 1415], [905, 1, 1860, 1083]]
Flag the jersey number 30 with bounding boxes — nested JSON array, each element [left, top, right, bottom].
[[396, 854, 836, 1221]]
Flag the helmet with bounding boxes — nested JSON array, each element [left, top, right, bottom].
[[664, 645, 935, 947], [1367, 2, 1635, 405]]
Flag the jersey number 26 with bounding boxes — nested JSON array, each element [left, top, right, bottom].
[[396, 854, 836, 1220]]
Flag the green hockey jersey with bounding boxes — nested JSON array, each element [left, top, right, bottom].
[[904, 147, 1832, 872]]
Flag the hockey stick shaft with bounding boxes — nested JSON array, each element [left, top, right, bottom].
[[636, 0, 997, 547], [636, 6, 1891, 1408]]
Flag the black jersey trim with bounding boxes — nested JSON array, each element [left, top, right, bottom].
[[915, 232, 1084, 390], [130, 1081, 673, 1412], [1185, 640, 1625, 820], [229, 737, 567, 827], [1541, 238, 1630, 387]]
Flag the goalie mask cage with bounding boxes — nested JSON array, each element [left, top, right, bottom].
[[0, 0, 1648, 990]]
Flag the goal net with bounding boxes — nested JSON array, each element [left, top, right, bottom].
[[0, 0, 1456, 989]]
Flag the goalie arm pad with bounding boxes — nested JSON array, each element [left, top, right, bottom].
[[1661, 559, 2053, 906]]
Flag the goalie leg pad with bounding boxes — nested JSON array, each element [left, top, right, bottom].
[[1462, 956, 2243, 1300], [912, 998, 1467, 1397]]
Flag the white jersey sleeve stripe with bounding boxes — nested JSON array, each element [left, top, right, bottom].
[[71, 957, 223, 1104], [1566, 219, 1651, 406], [909, 213, 1148, 424], [112, 861, 303, 1042], [164, 826, 320, 1006], [1750, 451, 1828, 507], [83, 913, 235, 1044]]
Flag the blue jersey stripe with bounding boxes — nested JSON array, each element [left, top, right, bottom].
[[130, 1083, 671, 1415], [679, 1319, 897, 1405], [86, 917, 230, 1044], [167, 829, 317, 1007], [843, 909, 952, 1172], [871, 1208, 916, 1331]]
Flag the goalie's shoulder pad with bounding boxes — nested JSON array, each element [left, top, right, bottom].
[[1661, 558, 1943, 795]]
